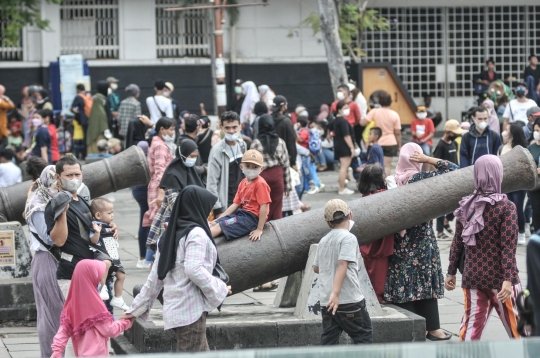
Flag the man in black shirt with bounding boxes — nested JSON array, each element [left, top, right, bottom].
[[524, 54, 540, 86], [433, 120, 464, 240], [46, 156, 117, 297]]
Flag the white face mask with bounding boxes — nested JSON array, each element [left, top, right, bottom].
[[163, 134, 175, 143], [476, 121, 488, 130], [342, 108, 351, 117], [110, 83, 118, 91], [534, 132, 540, 141], [184, 157, 197, 167], [242, 168, 260, 180], [502, 131, 510, 141], [163, 91, 170, 98], [416, 112, 427, 120], [61, 178, 82, 193], [32, 118, 43, 127], [235, 87, 243, 95], [224, 132, 239, 142], [336, 92, 345, 100], [317, 129, 324, 136]]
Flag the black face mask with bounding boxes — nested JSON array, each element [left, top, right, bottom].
[[516, 90, 526, 98], [448, 135, 456, 141]]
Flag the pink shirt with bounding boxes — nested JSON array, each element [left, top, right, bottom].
[[365, 108, 401, 146], [52, 319, 131, 357]]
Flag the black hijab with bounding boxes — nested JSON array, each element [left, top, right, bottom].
[[257, 114, 279, 156], [97, 80, 109, 96], [126, 119, 148, 149], [157, 186, 218, 280], [159, 139, 203, 190]]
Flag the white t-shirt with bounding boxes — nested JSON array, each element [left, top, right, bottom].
[[0, 161, 21, 187], [503, 99, 537, 125], [313, 229, 365, 305], [146, 95, 174, 124]]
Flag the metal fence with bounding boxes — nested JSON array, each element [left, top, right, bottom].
[[155, 0, 211, 58], [0, 10, 23, 61], [363, 6, 540, 98], [60, 0, 119, 59]]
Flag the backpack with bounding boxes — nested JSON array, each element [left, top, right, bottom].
[[79, 92, 93, 117], [308, 128, 321, 155]]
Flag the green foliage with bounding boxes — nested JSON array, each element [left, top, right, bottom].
[[302, 1, 388, 62], [0, 0, 63, 46]]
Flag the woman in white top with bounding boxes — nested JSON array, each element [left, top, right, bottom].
[[23, 165, 65, 358]]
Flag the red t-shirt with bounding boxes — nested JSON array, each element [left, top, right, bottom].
[[330, 99, 361, 127], [298, 128, 310, 149], [233, 176, 272, 219], [410, 118, 435, 146], [47, 124, 61, 162]]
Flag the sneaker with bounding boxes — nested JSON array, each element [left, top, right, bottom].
[[136, 259, 151, 269], [319, 183, 326, 192], [525, 223, 531, 238], [338, 188, 355, 195], [306, 186, 320, 195], [99, 286, 110, 301], [110, 296, 129, 311], [518, 233, 527, 245]]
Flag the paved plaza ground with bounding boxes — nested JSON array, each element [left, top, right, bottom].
[[0, 159, 529, 357]]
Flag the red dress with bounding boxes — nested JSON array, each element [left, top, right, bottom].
[[360, 190, 394, 302]]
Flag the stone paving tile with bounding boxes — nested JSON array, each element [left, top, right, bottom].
[[3, 344, 40, 353], [1, 338, 39, 345]]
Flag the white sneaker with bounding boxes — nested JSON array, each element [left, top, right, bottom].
[[306, 186, 320, 195], [99, 286, 110, 301], [518, 233, 527, 245], [136, 259, 150, 269], [110, 296, 129, 311], [525, 223, 531, 238], [338, 188, 355, 195], [319, 183, 325, 192]]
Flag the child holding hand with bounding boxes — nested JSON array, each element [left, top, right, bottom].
[[51, 260, 133, 357]]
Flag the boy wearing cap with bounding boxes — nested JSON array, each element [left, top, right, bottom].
[[210, 149, 271, 242], [313, 199, 372, 345], [433, 120, 464, 239], [411, 105, 435, 157]]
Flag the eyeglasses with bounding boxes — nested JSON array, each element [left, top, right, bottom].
[[517, 87, 527, 91]]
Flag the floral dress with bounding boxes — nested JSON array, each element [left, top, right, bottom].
[[384, 160, 459, 303]]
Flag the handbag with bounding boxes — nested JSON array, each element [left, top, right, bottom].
[[457, 246, 466, 275], [213, 262, 229, 284]]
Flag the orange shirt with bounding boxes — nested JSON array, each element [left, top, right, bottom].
[[233, 176, 272, 219], [365, 108, 401, 146]]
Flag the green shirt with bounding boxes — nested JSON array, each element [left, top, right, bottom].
[[528, 142, 540, 166]]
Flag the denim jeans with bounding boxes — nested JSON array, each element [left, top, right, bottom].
[[507, 190, 526, 234], [314, 148, 338, 167], [302, 155, 320, 191], [320, 300, 373, 345], [132, 185, 149, 258], [418, 142, 431, 156]]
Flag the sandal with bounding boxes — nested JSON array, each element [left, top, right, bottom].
[[444, 224, 454, 234], [252, 281, 279, 292]]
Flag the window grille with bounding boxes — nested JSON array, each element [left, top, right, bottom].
[[60, 0, 119, 59], [0, 11, 23, 61], [364, 6, 540, 98], [155, 0, 211, 58]]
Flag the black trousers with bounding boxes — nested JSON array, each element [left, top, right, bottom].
[[320, 300, 373, 345], [394, 299, 440, 331], [529, 190, 540, 234]]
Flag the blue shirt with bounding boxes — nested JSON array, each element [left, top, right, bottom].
[[367, 144, 385, 167], [32, 126, 52, 164]]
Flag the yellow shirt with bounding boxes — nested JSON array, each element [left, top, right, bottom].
[[73, 119, 84, 140]]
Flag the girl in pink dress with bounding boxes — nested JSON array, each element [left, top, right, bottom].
[[51, 260, 133, 357]]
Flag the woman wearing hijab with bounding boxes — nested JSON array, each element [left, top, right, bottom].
[[125, 186, 230, 352], [258, 84, 276, 107], [483, 99, 501, 134], [87, 81, 113, 154], [250, 114, 292, 220], [240, 81, 260, 125], [316, 104, 330, 122], [24, 165, 65, 358], [446, 155, 522, 341], [384, 142, 458, 341], [51, 260, 132, 357], [146, 140, 204, 263]]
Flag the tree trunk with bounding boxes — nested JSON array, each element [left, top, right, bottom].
[[318, 0, 348, 97]]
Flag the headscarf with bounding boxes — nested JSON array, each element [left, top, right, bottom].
[[454, 155, 506, 246], [86, 80, 110, 146], [394, 143, 423, 186], [483, 99, 500, 134], [258, 85, 270, 97], [24, 165, 58, 222], [159, 140, 203, 190], [157, 186, 218, 280], [317, 104, 330, 122], [60, 260, 113, 340], [126, 118, 148, 149], [240, 81, 260, 124], [257, 114, 279, 157], [254, 101, 268, 116]]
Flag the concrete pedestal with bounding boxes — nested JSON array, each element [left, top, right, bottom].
[[0, 222, 32, 279]]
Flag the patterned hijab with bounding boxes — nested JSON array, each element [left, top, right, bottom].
[[24, 165, 58, 222]]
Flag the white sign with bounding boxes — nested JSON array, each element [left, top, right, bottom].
[[59, 54, 85, 115]]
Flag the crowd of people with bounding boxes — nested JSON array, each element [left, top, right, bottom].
[[0, 63, 539, 356]]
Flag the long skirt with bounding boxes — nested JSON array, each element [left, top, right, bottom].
[[32, 251, 65, 358], [260, 165, 284, 221]]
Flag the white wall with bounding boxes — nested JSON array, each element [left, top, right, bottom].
[[118, 0, 156, 61]]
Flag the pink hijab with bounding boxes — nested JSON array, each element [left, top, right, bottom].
[[394, 143, 423, 186], [60, 260, 113, 340], [454, 155, 506, 246], [317, 104, 330, 122], [483, 99, 500, 134]]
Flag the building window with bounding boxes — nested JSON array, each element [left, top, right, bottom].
[[155, 0, 211, 58], [60, 0, 119, 59], [0, 12, 23, 61]]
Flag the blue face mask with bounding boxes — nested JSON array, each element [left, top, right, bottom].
[[184, 157, 197, 167]]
